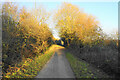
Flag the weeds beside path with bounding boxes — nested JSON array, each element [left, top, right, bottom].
[[3, 45, 61, 78], [65, 52, 110, 78], [35, 46, 75, 78]]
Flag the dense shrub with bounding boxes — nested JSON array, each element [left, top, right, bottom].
[[2, 2, 53, 72], [68, 40, 118, 77]]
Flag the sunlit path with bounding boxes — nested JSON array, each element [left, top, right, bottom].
[[35, 48, 75, 78]]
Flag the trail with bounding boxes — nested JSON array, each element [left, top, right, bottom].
[[35, 49, 75, 78]]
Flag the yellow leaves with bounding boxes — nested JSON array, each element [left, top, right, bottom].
[[2, 2, 18, 21], [7, 65, 21, 77], [54, 3, 101, 46], [5, 74, 11, 78], [2, 2, 54, 78], [6, 72, 11, 75], [19, 7, 52, 43]]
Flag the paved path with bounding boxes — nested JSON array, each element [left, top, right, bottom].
[[35, 49, 75, 78]]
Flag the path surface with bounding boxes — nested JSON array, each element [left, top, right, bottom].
[[35, 49, 75, 78]]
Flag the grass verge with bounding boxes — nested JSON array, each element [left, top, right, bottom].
[[3, 45, 59, 78], [68, 45, 118, 77], [65, 52, 110, 78]]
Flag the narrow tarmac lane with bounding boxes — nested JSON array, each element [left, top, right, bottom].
[[35, 49, 75, 78]]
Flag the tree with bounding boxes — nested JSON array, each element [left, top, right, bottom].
[[19, 6, 53, 57], [2, 2, 53, 72], [2, 2, 21, 71], [54, 2, 102, 46]]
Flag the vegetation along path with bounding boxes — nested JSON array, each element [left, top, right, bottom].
[[35, 48, 75, 78]]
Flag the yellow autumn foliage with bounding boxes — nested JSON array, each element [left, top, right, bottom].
[[54, 2, 102, 46], [2, 2, 53, 73]]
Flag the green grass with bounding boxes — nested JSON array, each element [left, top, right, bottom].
[[65, 53, 110, 78], [3, 45, 56, 78]]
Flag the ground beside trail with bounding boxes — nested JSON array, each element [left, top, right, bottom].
[[35, 48, 75, 78], [35, 45, 110, 78]]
